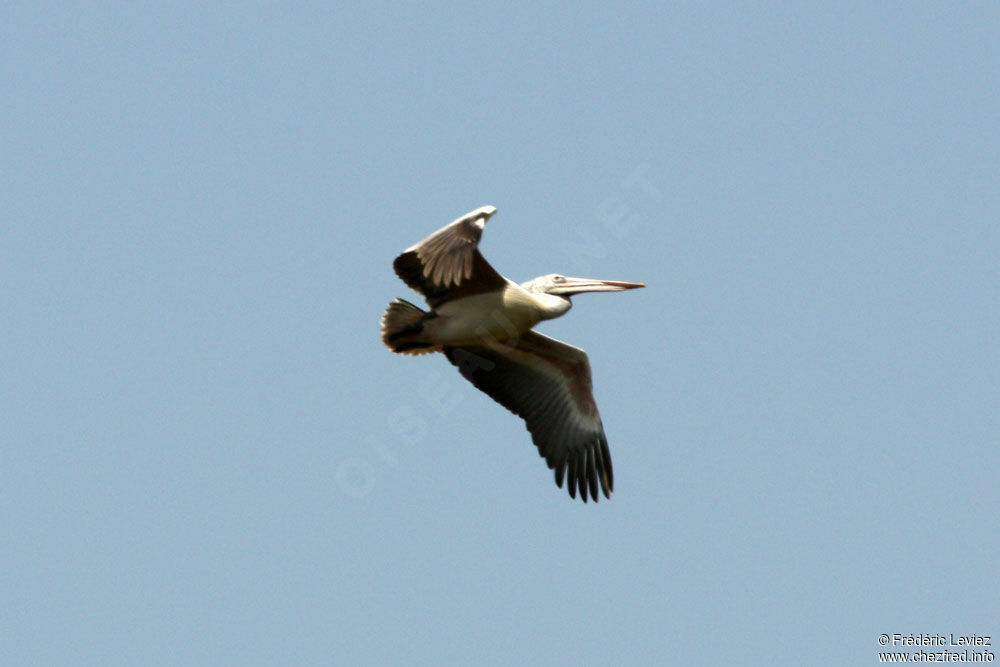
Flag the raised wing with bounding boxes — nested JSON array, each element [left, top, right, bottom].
[[444, 331, 614, 502], [393, 205, 508, 308]]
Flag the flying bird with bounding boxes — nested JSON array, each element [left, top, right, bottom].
[[380, 205, 644, 502]]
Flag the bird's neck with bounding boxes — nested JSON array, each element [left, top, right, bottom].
[[533, 293, 572, 321]]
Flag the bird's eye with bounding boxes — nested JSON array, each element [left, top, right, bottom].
[[553, 275, 564, 282]]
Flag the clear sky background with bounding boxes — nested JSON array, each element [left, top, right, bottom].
[[3, 3, 997, 665]]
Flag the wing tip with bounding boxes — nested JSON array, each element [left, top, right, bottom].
[[552, 437, 613, 503]]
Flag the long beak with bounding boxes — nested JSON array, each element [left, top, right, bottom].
[[549, 276, 646, 295]]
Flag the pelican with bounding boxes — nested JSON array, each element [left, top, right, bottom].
[[380, 205, 644, 502]]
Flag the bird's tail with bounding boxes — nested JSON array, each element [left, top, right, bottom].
[[381, 299, 441, 355]]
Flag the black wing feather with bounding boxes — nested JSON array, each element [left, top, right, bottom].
[[392, 206, 507, 308], [443, 331, 614, 502]]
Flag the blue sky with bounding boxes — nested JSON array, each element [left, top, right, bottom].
[[3, 3, 997, 665]]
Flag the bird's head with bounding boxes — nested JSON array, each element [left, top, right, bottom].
[[520, 274, 645, 320], [522, 274, 646, 297]]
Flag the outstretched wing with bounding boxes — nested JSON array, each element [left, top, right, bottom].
[[393, 205, 508, 308], [444, 331, 614, 502]]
